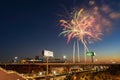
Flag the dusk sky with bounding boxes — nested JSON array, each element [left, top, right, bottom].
[[0, 0, 120, 62]]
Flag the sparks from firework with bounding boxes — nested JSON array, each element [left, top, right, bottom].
[[59, 0, 120, 63], [59, 7, 109, 52]]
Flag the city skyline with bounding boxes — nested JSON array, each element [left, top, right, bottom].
[[0, 0, 120, 62]]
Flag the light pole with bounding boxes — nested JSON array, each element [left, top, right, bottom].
[[46, 57, 49, 76]]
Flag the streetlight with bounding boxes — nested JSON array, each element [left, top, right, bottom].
[[63, 55, 66, 59], [14, 56, 18, 63], [53, 71, 56, 80], [39, 72, 42, 76], [63, 55, 66, 62]]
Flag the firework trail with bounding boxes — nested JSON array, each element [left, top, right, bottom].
[[59, 0, 119, 62], [59, 7, 105, 52]]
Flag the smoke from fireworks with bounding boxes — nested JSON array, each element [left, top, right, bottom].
[[59, 0, 116, 52]]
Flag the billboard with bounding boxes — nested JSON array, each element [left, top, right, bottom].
[[42, 50, 53, 57]]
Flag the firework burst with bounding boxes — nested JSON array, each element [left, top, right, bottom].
[[59, 4, 112, 51], [58, 0, 120, 63]]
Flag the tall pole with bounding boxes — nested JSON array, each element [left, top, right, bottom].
[[73, 41, 75, 63], [77, 40, 80, 63], [91, 56, 94, 63], [46, 57, 48, 76]]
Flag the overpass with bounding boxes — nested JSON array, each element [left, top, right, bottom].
[[0, 63, 119, 80], [0, 63, 119, 73]]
